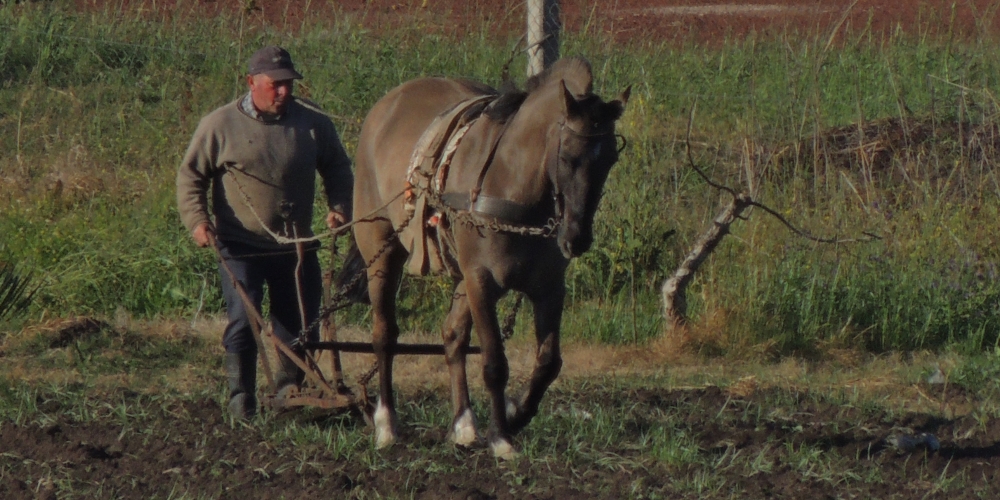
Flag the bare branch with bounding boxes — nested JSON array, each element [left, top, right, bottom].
[[685, 99, 738, 196], [663, 103, 878, 330], [747, 200, 880, 244], [663, 193, 753, 328]]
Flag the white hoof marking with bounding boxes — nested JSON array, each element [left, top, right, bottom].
[[451, 408, 478, 446], [491, 439, 519, 460], [373, 400, 397, 449], [505, 398, 519, 421]]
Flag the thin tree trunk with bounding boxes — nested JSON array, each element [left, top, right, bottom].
[[662, 194, 753, 329]]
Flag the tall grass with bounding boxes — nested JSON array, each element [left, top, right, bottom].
[[4, 1, 1000, 356]]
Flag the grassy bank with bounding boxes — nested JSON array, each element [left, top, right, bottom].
[[3, 1, 1000, 358]]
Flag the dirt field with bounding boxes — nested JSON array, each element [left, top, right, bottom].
[[3, 320, 999, 499], [6, 1, 1000, 498], [75, 0, 1000, 44], [3, 359, 1000, 499]]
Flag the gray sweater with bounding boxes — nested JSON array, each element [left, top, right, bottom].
[[176, 97, 353, 250]]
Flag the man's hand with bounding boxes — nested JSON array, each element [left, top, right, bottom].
[[327, 211, 347, 230], [192, 222, 215, 248]]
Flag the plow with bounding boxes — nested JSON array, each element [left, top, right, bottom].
[[209, 233, 482, 417]]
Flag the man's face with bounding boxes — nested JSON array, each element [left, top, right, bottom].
[[248, 73, 294, 115]]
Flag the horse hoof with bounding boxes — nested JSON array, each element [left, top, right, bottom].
[[490, 439, 519, 460], [373, 401, 397, 449], [375, 429, 397, 449], [450, 409, 479, 446]]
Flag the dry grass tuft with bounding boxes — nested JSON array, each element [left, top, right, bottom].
[[13, 316, 112, 348], [726, 375, 759, 397]]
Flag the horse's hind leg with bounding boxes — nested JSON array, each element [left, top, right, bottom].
[[357, 226, 407, 449], [441, 281, 477, 446], [507, 288, 564, 435]]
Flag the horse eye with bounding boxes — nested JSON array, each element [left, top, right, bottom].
[[591, 142, 602, 158]]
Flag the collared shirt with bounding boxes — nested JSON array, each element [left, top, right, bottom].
[[239, 92, 284, 123]]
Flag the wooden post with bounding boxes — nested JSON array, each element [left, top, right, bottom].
[[527, 0, 560, 77]]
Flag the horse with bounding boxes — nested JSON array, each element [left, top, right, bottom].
[[347, 57, 629, 459]]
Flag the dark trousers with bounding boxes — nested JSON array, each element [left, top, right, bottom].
[[216, 240, 323, 355]]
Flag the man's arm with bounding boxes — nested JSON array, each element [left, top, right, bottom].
[[177, 117, 222, 246], [315, 117, 355, 222]]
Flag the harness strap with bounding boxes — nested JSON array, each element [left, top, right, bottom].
[[468, 119, 511, 204], [439, 192, 537, 224]]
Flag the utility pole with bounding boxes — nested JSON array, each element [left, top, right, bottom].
[[526, 0, 560, 77]]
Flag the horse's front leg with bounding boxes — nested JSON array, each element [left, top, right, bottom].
[[465, 273, 515, 459], [441, 281, 477, 446], [507, 286, 564, 435]]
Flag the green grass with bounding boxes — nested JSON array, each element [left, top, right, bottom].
[[4, 0, 1000, 360]]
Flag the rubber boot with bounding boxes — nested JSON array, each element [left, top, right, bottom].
[[225, 351, 258, 420], [273, 350, 305, 402]]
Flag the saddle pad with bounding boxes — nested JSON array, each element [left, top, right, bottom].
[[399, 95, 493, 276]]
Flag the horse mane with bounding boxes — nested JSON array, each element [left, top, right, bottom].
[[526, 57, 593, 96], [484, 80, 527, 123], [484, 57, 594, 124]]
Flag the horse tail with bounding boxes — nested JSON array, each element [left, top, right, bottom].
[[333, 239, 370, 305]]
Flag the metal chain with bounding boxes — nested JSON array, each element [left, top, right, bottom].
[[294, 204, 417, 347], [500, 292, 523, 341], [418, 157, 563, 238], [435, 201, 561, 237]]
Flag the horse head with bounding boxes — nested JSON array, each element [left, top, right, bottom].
[[548, 73, 630, 258]]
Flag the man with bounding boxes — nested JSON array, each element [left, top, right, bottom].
[[176, 46, 353, 420]]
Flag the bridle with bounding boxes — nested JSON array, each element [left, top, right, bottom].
[[548, 117, 624, 229]]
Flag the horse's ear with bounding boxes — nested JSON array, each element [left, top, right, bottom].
[[618, 85, 632, 107], [602, 85, 632, 122], [560, 79, 583, 116]]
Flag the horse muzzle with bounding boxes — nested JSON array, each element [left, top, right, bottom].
[[557, 220, 593, 259]]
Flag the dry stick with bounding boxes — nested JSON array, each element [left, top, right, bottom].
[[959, 79, 966, 197], [290, 231, 329, 392], [662, 102, 879, 329], [927, 76, 1000, 196], [321, 236, 347, 390], [293, 228, 309, 343], [986, 89, 1000, 198], [812, 0, 858, 195]]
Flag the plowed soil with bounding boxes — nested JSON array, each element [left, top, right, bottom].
[[3, 381, 1000, 499]]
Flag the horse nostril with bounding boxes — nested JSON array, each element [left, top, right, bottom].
[[559, 241, 572, 259]]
